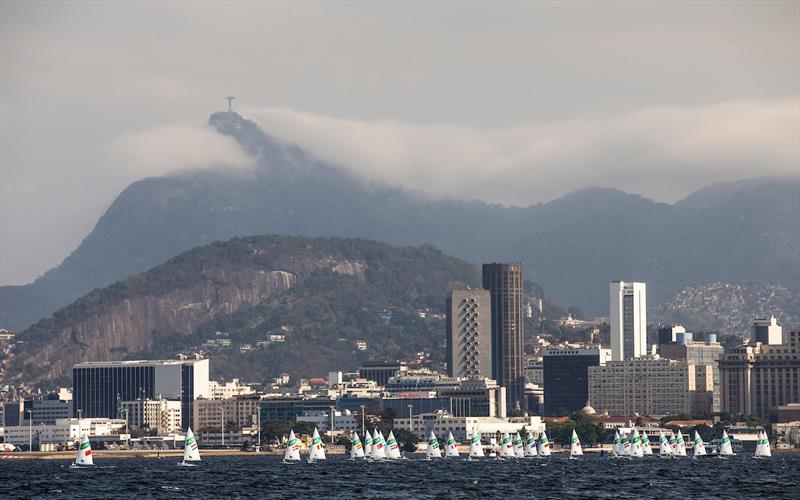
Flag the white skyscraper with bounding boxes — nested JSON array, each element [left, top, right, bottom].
[[609, 281, 647, 361]]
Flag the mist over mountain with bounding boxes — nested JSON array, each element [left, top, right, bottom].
[[0, 111, 797, 331]]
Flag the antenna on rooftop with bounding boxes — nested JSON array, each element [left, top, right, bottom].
[[226, 96, 235, 112]]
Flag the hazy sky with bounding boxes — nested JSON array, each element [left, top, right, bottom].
[[1, 1, 798, 285]]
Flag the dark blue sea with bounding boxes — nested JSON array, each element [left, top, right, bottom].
[[2, 454, 799, 499]]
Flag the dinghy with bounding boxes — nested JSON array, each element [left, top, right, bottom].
[[445, 431, 459, 458], [364, 430, 373, 457], [307, 427, 326, 463], [621, 432, 631, 457], [179, 427, 201, 467], [538, 431, 551, 457], [499, 432, 515, 459], [513, 432, 525, 458], [641, 431, 653, 456], [468, 428, 484, 460], [386, 430, 402, 459], [570, 430, 583, 459], [718, 430, 734, 457], [612, 430, 622, 458], [71, 434, 94, 468], [669, 430, 678, 455], [283, 430, 301, 463], [675, 430, 687, 457], [692, 431, 707, 458], [658, 430, 672, 458], [371, 430, 387, 460], [631, 429, 644, 458], [426, 431, 442, 459], [350, 433, 365, 460], [524, 432, 538, 457], [754, 431, 771, 459]]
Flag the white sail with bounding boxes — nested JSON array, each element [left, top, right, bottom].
[[386, 430, 402, 459], [364, 430, 373, 457], [445, 431, 459, 458], [74, 434, 94, 466], [183, 427, 201, 462], [426, 431, 442, 459], [754, 431, 771, 458], [692, 431, 706, 457], [513, 432, 525, 458], [669, 430, 678, 455], [675, 430, 687, 457], [469, 429, 484, 458], [641, 431, 653, 455], [372, 430, 387, 459], [570, 430, 583, 457], [621, 432, 631, 456], [658, 430, 672, 456], [718, 430, 734, 456], [350, 433, 365, 459], [500, 432, 515, 458], [525, 433, 538, 457], [307, 427, 326, 462], [632, 429, 644, 458], [283, 430, 301, 461], [612, 430, 622, 457], [538, 431, 551, 456]]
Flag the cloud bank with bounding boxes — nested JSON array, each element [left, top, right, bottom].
[[246, 98, 799, 205], [108, 124, 254, 176]]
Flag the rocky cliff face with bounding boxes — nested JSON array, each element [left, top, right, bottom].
[[9, 236, 371, 384]]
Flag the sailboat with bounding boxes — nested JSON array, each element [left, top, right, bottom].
[[538, 431, 551, 457], [283, 429, 301, 463], [621, 432, 631, 457], [669, 430, 678, 455], [612, 430, 622, 457], [445, 431, 459, 458], [350, 433, 365, 460], [641, 431, 653, 456], [426, 431, 442, 459], [372, 430, 387, 460], [658, 430, 672, 458], [307, 427, 326, 463], [754, 431, 771, 459], [675, 430, 687, 457], [71, 434, 94, 468], [631, 430, 644, 458], [513, 432, 525, 458], [692, 431, 707, 458], [524, 432, 538, 457], [364, 430, 373, 457], [570, 430, 583, 459], [718, 430, 734, 457], [499, 432, 515, 459], [468, 429, 484, 460], [386, 430, 402, 459], [179, 427, 201, 467]]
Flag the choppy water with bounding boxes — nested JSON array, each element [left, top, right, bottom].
[[1, 454, 799, 499]]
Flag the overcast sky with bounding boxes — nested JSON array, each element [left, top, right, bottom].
[[1, 1, 798, 285]]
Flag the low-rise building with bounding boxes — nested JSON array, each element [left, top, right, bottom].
[[393, 411, 545, 442], [193, 397, 261, 431], [121, 398, 182, 434], [3, 418, 126, 449], [208, 379, 255, 399]]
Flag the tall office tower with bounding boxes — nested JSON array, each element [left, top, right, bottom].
[[482, 263, 525, 411], [446, 290, 492, 379], [752, 316, 783, 345], [543, 346, 611, 416], [609, 281, 647, 361], [72, 358, 209, 430]]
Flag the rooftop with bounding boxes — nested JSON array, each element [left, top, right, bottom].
[[73, 359, 206, 368]]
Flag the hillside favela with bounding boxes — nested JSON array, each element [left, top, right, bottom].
[[1, 1, 799, 499]]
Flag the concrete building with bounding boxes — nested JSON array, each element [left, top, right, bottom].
[[659, 332, 724, 412], [446, 290, 492, 379], [543, 346, 611, 416], [3, 418, 126, 449], [719, 330, 800, 421], [609, 281, 647, 361], [524, 359, 543, 386], [2, 399, 72, 426], [296, 409, 362, 433], [588, 357, 712, 417], [193, 397, 261, 432], [72, 358, 209, 430], [394, 411, 545, 442], [358, 361, 407, 386], [752, 316, 783, 345], [208, 379, 255, 399], [483, 263, 525, 411], [120, 398, 182, 434], [657, 325, 686, 345]]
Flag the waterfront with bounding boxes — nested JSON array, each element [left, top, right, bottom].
[[1, 454, 799, 499]]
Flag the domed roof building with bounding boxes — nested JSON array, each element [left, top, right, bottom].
[[579, 401, 596, 416]]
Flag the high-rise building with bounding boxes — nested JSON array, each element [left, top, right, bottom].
[[121, 398, 182, 434], [719, 330, 800, 420], [752, 316, 783, 345], [609, 281, 647, 361], [72, 358, 209, 430], [659, 331, 724, 412], [482, 263, 525, 410], [446, 290, 492, 379], [588, 358, 712, 417], [542, 346, 611, 416]]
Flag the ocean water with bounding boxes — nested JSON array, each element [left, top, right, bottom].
[[1, 454, 799, 499]]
